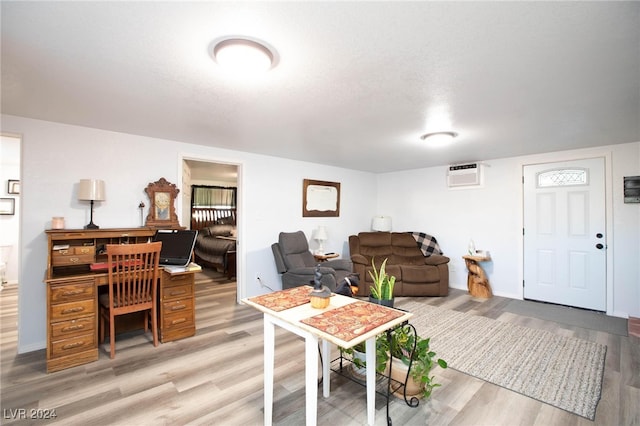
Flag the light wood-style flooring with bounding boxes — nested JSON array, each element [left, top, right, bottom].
[[1, 271, 638, 425]]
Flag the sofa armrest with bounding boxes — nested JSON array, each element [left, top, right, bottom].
[[288, 266, 336, 276], [323, 258, 352, 271], [351, 254, 368, 265], [424, 254, 450, 266]]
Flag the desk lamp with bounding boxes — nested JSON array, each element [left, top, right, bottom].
[[78, 179, 105, 229]]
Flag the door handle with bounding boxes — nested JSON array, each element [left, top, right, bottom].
[[596, 233, 603, 239], [596, 243, 604, 249]]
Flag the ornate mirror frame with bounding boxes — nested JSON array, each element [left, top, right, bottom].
[[302, 179, 340, 217], [145, 177, 181, 228]]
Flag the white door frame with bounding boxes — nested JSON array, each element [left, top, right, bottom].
[[177, 152, 245, 302], [518, 151, 614, 315]]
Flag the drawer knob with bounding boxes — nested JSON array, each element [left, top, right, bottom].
[[62, 290, 83, 296], [171, 304, 186, 311], [62, 324, 84, 332], [170, 318, 187, 325], [170, 290, 186, 296]]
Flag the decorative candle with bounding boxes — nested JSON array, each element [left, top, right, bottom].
[[52, 217, 65, 229]]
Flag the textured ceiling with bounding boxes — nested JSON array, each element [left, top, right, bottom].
[[2, 2, 639, 173]]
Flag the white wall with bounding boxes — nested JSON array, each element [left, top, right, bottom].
[[1, 114, 376, 353], [377, 142, 640, 318], [0, 135, 20, 284], [4, 112, 638, 355]]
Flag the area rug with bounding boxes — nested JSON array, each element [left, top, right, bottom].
[[403, 301, 607, 420], [504, 299, 628, 336]]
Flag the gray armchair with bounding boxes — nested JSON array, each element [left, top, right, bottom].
[[271, 230, 353, 291]]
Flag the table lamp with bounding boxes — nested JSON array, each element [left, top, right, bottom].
[[372, 215, 392, 232], [312, 226, 328, 255], [78, 179, 105, 229]]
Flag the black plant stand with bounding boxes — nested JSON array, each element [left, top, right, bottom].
[[325, 322, 420, 426]]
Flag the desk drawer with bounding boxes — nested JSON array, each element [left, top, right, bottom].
[[51, 332, 96, 358], [162, 298, 194, 315], [162, 300, 194, 328], [50, 299, 95, 321], [161, 283, 193, 300], [163, 271, 194, 286], [162, 311, 194, 330], [52, 252, 95, 266], [50, 281, 95, 303], [51, 316, 95, 339]]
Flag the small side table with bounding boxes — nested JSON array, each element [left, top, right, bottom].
[[462, 255, 492, 298], [314, 253, 339, 262]]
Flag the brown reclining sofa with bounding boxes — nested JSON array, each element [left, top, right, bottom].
[[349, 231, 450, 297]]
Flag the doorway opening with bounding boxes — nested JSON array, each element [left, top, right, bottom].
[[182, 158, 240, 300], [0, 134, 21, 290]]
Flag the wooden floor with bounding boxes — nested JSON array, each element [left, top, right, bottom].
[[1, 272, 639, 425]]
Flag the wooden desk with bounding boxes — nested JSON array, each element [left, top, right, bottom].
[[44, 228, 196, 373], [243, 287, 412, 426]]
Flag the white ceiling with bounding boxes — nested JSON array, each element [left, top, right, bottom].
[[2, 2, 639, 173]]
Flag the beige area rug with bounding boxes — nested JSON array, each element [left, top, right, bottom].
[[403, 301, 607, 420]]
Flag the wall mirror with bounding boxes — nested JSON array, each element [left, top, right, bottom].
[[303, 179, 340, 217]]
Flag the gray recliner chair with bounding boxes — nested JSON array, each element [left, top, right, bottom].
[[271, 230, 353, 291]]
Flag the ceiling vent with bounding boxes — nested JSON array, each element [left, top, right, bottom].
[[448, 163, 481, 188]]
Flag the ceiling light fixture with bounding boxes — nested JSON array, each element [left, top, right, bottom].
[[212, 37, 276, 73], [420, 131, 459, 147]]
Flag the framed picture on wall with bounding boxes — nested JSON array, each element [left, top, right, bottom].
[[302, 179, 341, 217], [7, 180, 19, 195], [0, 198, 15, 215]]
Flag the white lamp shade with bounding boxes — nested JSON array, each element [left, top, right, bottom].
[[313, 226, 328, 241], [78, 179, 106, 201], [371, 216, 392, 232]]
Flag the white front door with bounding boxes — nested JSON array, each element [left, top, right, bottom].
[[523, 158, 606, 311]]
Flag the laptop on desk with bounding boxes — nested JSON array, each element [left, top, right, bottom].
[[153, 229, 198, 267]]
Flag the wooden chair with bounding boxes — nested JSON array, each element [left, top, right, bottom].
[[98, 242, 162, 359]]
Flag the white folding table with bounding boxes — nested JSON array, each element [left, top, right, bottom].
[[243, 289, 412, 426]]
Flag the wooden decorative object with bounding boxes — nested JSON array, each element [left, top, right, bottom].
[[463, 255, 492, 298], [144, 177, 181, 229]]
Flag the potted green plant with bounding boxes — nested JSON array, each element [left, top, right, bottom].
[[377, 325, 448, 399], [369, 257, 395, 307], [340, 340, 388, 379]]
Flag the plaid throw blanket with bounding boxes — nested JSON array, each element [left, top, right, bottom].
[[410, 232, 443, 256]]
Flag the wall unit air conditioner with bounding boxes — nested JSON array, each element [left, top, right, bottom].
[[448, 163, 481, 188]]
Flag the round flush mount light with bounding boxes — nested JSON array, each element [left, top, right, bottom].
[[212, 37, 277, 73], [420, 131, 459, 147]]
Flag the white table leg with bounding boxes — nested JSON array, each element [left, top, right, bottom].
[[264, 316, 275, 426], [322, 339, 331, 398], [366, 336, 376, 426], [305, 335, 319, 426]]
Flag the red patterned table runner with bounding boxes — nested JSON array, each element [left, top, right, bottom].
[[248, 286, 314, 312], [301, 301, 405, 342]]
